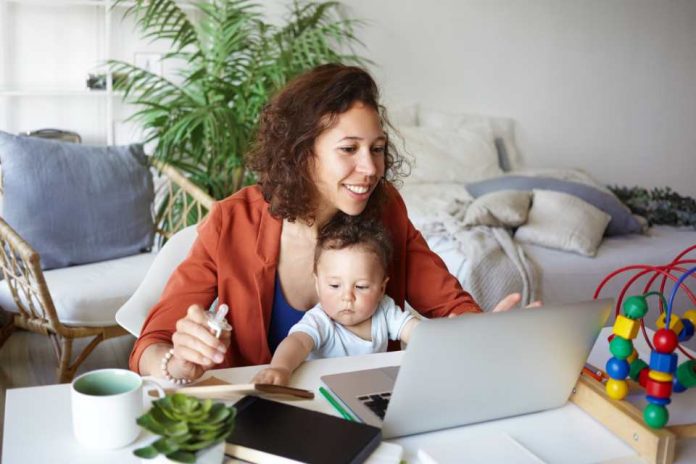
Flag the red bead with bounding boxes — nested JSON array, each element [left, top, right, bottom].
[[645, 377, 673, 399], [639, 368, 650, 388], [653, 329, 678, 353]]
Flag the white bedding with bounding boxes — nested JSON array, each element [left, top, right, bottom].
[[402, 183, 696, 350]]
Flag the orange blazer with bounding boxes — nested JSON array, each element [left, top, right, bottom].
[[130, 184, 481, 372]]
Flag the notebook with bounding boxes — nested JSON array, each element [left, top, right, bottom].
[[322, 299, 612, 438], [225, 396, 381, 464]]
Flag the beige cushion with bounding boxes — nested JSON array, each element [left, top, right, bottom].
[[514, 189, 611, 257], [0, 252, 156, 327], [463, 190, 531, 227], [398, 125, 502, 185]]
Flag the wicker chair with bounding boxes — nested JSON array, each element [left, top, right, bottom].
[[0, 160, 214, 383]]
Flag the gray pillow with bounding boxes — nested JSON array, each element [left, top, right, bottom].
[[0, 131, 154, 270], [466, 175, 641, 236]]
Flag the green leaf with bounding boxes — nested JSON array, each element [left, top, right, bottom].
[[153, 437, 180, 455], [166, 450, 197, 464], [133, 445, 159, 459]]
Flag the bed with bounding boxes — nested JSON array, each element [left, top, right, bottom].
[[392, 105, 696, 349]]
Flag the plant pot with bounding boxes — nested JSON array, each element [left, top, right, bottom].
[[141, 441, 225, 464]]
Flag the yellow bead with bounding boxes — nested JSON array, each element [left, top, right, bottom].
[[656, 313, 684, 334], [649, 370, 673, 382], [627, 349, 638, 364], [606, 379, 629, 400], [683, 310, 696, 327], [613, 315, 640, 340]]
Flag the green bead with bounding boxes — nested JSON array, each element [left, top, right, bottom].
[[623, 295, 648, 319], [629, 358, 649, 381], [644, 403, 669, 429], [676, 360, 696, 388], [610, 336, 633, 359]]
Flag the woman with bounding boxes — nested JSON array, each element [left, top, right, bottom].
[[131, 64, 525, 383]]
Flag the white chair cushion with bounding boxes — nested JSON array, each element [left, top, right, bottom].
[[0, 252, 156, 327], [116, 225, 198, 336]]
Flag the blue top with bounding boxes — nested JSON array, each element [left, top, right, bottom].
[[267, 274, 306, 353]]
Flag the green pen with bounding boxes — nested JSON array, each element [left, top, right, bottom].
[[319, 386, 354, 421]]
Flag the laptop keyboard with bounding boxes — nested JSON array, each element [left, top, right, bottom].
[[358, 392, 391, 420]]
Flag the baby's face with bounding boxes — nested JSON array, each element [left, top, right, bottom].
[[314, 246, 388, 328]]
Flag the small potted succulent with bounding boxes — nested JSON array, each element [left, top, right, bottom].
[[134, 393, 236, 464]]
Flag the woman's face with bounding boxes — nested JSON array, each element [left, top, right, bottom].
[[311, 102, 386, 220]]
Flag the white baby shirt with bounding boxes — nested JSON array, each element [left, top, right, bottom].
[[289, 295, 415, 360]]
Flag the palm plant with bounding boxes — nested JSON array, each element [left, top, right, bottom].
[[110, 0, 365, 210]]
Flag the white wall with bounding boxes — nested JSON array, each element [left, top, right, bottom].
[[341, 0, 696, 196]]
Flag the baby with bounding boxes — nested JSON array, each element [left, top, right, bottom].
[[252, 215, 420, 386]]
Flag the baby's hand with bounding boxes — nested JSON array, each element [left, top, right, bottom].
[[252, 367, 291, 386]]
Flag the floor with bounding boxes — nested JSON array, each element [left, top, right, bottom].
[[0, 329, 135, 459]]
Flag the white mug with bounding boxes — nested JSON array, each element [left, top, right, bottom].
[[71, 368, 164, 449]]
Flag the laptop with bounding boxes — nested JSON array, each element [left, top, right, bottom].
[[321, 298, 612, 438]]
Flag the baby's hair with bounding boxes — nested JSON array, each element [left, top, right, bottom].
[[314, 214, 393, 276]]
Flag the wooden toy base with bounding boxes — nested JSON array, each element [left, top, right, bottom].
[[570, 375, 696, 464]]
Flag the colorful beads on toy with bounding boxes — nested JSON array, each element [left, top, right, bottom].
[[626, 349, 638, 364], [638, 367, 650, 388], [673, 377, 687, 393], [683, 309, 696, 327], [622, 295, 648, 319], [605, 378, 629, 400], [629, 358, 649, 381], [646, 395, 671, 406], [605, 357, 630, 379], [656, 313, 684, 334], [678, 319, 694, 342], [648, 370, 673, 382], [652, 328, 678, 353], [676, 360, 696, 388], [645, 378, 673, 398], [649, 351, 678, 374], [609, 336, 633, 359], [644, 403, 669, 429], [613, 315, 640, 340]]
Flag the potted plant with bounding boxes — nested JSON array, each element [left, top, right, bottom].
[[110, 0, 366, 229], [134, 393, 236, 464]]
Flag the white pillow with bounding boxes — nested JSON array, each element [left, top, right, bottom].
[[463, 190, 531, 228], [514, 189, 611, 257], [398, 126, 502, 185], [418, 107, 521, 171]]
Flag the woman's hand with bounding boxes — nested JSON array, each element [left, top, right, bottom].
[[252, 367, 291, 386], [168, 304, 232, 381], [491, 293, 543, 312]]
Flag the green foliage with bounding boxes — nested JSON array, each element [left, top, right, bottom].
[[134, 393, 236, 463], [609, 185, 696, 229], [111, 0, 366, 204]]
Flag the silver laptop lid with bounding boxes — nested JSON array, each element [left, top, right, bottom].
[[382, 298, 612, 438]]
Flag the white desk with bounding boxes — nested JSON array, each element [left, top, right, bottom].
[[4, 328, 696, 464]]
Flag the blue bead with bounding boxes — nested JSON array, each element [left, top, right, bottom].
[[673, 377, 687, 393], [650, 351, 678, 374], [646, 395, 672, 406], [605, 357, 630, 379], [678, 319, 695, 342]]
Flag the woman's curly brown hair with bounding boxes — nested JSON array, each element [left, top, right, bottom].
[[246, 64, 407, 223], [314, 213, 393, 276]]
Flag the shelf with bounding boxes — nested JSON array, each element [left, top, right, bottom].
[[0, 89, 124, 97]]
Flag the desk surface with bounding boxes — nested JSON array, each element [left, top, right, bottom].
[[4, 327, 696, 464]]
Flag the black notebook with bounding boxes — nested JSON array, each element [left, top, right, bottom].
[[225, 395, 382, 464]]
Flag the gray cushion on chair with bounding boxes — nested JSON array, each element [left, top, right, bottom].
[[0, 131, 154, 270]]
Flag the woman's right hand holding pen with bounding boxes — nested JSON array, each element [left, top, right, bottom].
[[168, 304, 231, 381]]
